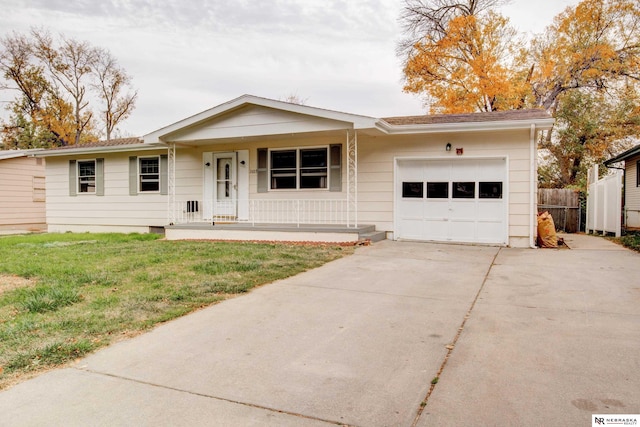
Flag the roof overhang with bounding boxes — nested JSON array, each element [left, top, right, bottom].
[[604, 144, 640, 166], [32, 142, 167, 158], [0, 151, 27, 160], [0, 149, 42, 160], [144, 94, 379, 144], [377, 117, 555, 135]]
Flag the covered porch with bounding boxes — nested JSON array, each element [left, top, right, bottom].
[[165, 197, 384, 243], [148, 96, 370, 242]]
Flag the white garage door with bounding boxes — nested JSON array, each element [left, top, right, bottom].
[[396, 158, 507, 245]]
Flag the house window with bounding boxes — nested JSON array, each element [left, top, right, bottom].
[[139, 157, 160, 192], [479, 182, 503, 199], [427, 182, 449, 199], [271, 150, 297, 189], [637, 160, 640, 187], [270, 148, 328, 190], [78, 160, 96, 193], [452, 182, 475, 199], [402, 182, 424, 198]]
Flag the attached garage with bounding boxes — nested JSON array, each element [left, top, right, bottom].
[[396, 158, 507, 245]]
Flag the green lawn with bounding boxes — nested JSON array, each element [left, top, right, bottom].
[[614, 231, 640, 252], [0, 233, 353, 389]]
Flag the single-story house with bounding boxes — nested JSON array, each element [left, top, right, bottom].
[[604, 143, 640, 229], [0, 150, 46, 233], [35, 95, 553, 247]]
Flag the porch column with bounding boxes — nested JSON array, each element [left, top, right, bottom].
[[167, 142, 176, 224], [347, 130, 358, 227]]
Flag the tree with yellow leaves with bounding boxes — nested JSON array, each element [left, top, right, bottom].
[[399, 0, 529, 113], [0, 29, 136, 148], [399, 0, 640, 187]]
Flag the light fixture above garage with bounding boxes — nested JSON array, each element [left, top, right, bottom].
[[446, 143, 452, 151]]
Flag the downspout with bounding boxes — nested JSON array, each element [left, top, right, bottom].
[[529, 124, 537, 248]]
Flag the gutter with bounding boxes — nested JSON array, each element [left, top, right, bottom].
[[31, 142, 168, 157], [376, 118, 555, 135]]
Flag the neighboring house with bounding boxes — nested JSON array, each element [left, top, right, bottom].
[[604, 143, 640, 229], [0, 150, 46, 233], [35, 95, 553, 247]]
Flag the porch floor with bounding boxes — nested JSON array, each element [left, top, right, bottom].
[[164, 223, 386, 243]]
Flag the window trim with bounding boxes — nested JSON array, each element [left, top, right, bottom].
[[77, 159, 96, 194], [268, 146, 330, 191], [138, 156, 161, 193]]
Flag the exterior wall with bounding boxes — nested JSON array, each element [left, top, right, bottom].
[[357, 129, 534, 247], [625, 155, 640, 228], [179, 134, 349, 203], [0, 156, 46, 232], [170, 105, 351, 141], [43, 128, 536, 247], [45, 151, 168, 232], [44, 134, 349, 232]]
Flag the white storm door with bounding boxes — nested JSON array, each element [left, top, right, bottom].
[[213, 152, 237, 217]]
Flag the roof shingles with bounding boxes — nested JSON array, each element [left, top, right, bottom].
[[44, 137, 143, 151]]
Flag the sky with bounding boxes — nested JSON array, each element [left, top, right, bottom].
[[0, 0, 578, 138]]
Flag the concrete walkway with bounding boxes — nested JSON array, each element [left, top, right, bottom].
[[0, 235, 638, 426]]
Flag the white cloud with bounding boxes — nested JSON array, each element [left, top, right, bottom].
[[1, 0, 578, 136]]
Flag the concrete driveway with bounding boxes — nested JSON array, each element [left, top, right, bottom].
[[1, 235, 639, 426]]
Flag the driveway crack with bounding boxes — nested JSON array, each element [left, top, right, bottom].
[[411, 247, 501, 426], [74, 367, 354, 427]]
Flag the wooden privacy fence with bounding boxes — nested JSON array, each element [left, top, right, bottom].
[[538, 188, 581, 233]]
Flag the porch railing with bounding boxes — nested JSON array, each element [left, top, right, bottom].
[[173, 199, 351, 227]]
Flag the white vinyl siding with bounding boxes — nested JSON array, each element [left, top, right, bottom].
[[625, 155, 640, 227], [43, 127, 536, 247], [0, 156, 46, 231], [166, 104, 352, 141], [357, 129, 534, 247], [46, 152, 168, 230]]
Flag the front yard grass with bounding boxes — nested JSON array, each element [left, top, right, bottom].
[[0, 233, 353, 389]]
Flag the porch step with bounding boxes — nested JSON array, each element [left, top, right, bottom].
[[359, 230, 387, 243], [165, 222, 382, 244]]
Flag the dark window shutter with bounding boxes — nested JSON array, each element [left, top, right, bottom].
[[129, 156, 138, 196], [160, 154, 168, 195], [257, 148, 268, 193], [329, 144, 342, 192], [96, 158, 104, 196], [69, 160, 77, 196]]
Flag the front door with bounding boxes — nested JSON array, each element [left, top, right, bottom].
[[214, 152, 237, 217]]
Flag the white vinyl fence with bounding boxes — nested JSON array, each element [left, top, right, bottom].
[[585, 165, 623, 237]]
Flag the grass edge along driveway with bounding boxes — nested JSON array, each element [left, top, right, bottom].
[[0, 233, 354, 390]]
